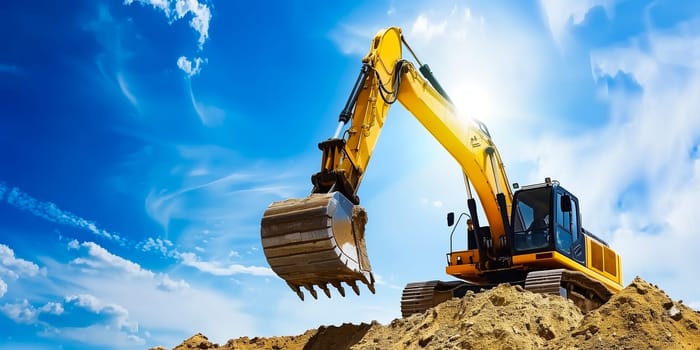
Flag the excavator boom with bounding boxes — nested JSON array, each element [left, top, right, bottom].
[[260, 27, 622, 309], [260, 27, 511, 300]]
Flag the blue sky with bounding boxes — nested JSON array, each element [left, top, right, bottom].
[[2, 0, 700, 348]]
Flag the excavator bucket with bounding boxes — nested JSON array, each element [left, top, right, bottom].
[[260, 192, 375, 300]]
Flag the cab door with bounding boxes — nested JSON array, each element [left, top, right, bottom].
[[554, 189, 585, 265]]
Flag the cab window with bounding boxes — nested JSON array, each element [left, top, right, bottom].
[[512, 188, 551, 252]]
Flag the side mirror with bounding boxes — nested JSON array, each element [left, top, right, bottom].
[[561, 195, 572, 212], [447, 212, 455, 227]]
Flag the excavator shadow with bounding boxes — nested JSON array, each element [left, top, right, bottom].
[[302, 323, 373, 350]]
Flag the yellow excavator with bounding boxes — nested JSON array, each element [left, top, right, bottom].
[[260, 27, 622, 316]]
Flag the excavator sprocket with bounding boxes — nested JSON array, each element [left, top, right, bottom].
[[260, 192, 375, 300]]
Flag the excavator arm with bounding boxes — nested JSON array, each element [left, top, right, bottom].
[[261, 27, 512, 300]]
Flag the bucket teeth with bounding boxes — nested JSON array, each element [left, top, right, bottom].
[[348, 280, 361, 296], [331, 281, 346, 297], [304, 285, 318, 299], [319, 283, 332, 298], [368, 282, 376, 294], [288, 283, 304, 301]]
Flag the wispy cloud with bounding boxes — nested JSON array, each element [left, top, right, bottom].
[[179, 252, 274, 277], [116, 72, 139, 109], [137, 236, 273, 277], [185, 78, 226, 126], [0, 279, 6, 298], [143, 144, 302, 238], [0, 182, 122, 242]]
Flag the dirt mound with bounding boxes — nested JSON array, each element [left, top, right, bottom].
[[351, 284, 581, 350], [551, 277, 700, 349], [161, 277, 699, 350], [222, 323, 372, 350]]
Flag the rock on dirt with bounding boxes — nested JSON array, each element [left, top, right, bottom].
[[157, 277, 700, 350]]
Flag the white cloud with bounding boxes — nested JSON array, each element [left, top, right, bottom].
[[411, 14, 447, 40], [0, 244, 45, 301], [124, 0, 212, 78], [178, 252, 275, 277], [0, 182, 121, 241], [156, 275, 190, 292], [124, 0, 211, 49], [176, 56, 204, 77], [174, 0, 211, 48], [0, 299, 39, 324], [58, 325, 146, 348], [70, 242, 154, 278], [0, 299, 63, 324], [539, 0, 616, 46], [39, 302, 64, 315], [67, 239, 80, 250], [38, 249, 258, 346], [0, 244, 41, 279], [138, 237, 178, 258], [65, 294, 137, 332]]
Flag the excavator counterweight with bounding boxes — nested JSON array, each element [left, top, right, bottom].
[[261, 192, 375, 300]]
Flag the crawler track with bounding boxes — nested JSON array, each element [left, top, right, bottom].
[[401, 269, 615, 317]]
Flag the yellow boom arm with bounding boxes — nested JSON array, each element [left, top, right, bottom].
[[261, 27, 513, 300], [313, 27, 512, 244]]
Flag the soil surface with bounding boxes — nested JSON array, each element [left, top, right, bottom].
[[155, 277, 700, 350]]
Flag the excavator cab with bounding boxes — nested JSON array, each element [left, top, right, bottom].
[[510, 181, 585, 263]]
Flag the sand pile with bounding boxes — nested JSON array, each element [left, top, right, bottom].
[[158, 277, 699, 350], [351, 284, 581, 350], [551, 277, 700, 349]]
